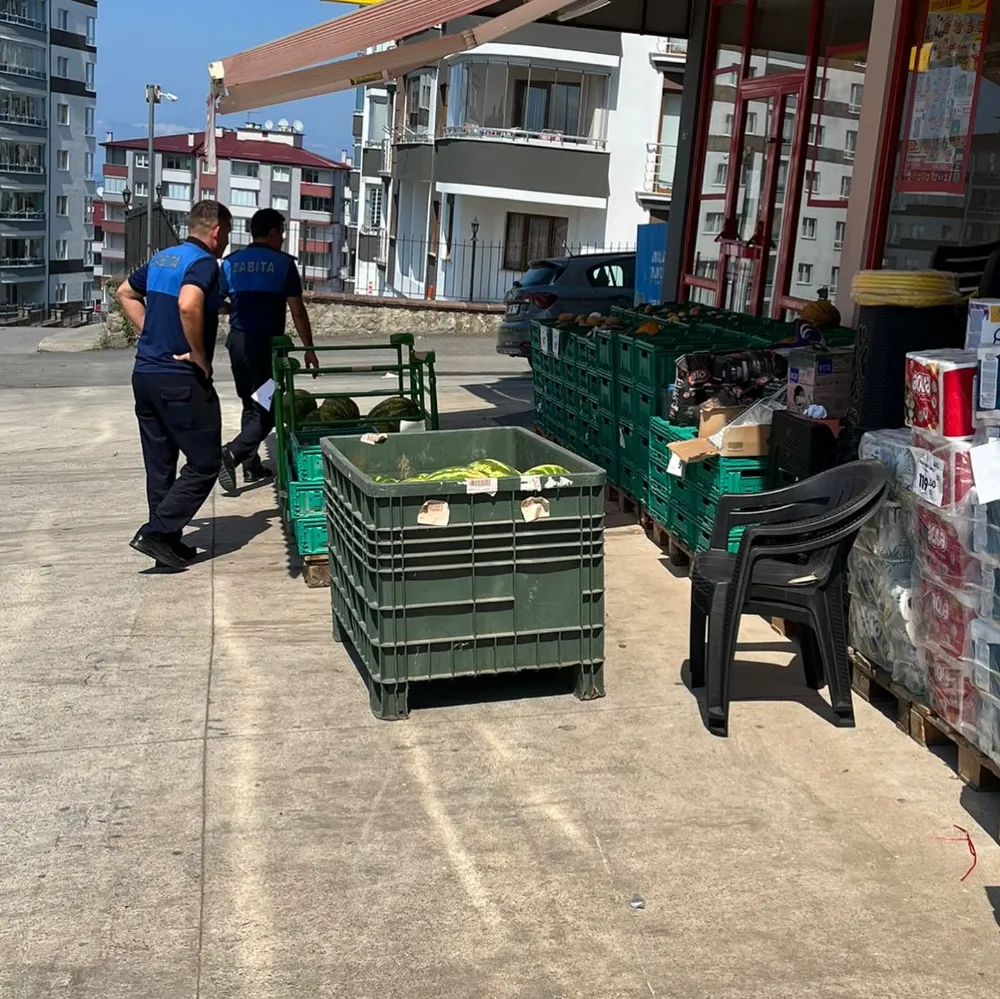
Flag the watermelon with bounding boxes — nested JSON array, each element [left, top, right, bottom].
[[468, 459, 520, 478], [370, 473, 397, 483], [318, 396, 361, 423], [302, 410, 323, 424], [288, 357, 302, 372], [367, 396, 422, 432], [422, 466, 478, 481], [522, 464, 570, 476], [293, 389, 318, 423]]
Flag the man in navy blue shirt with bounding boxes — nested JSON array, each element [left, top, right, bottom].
[[217, 207, 317, 493], [116, 200, 232, 570]]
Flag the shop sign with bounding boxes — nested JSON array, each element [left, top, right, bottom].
[[898, 0, 991, 194]]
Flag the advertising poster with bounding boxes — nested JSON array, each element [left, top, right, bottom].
[[898, 0, 990, 194]]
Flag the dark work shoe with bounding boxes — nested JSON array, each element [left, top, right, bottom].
[[218, 446, 238, 494], [171, 538, 199, 561], [243, 461, 273, 484], [130, 531, 187, 571]]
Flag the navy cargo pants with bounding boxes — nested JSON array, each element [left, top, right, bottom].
[[225, 330, 276, 469], [132, 371, 222, 540]]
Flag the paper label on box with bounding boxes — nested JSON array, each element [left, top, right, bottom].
[[979, 351, 999, 410], [252, 378, 276, 411], [912, 449, 945, 506], [466, 477, 498, 495], [551, 329, 560, 357], [417, 500, 450, 527], [970, 439, 1000, 504], [520, 475, 542, 492], [520, 496, 550, 522], [538, 327, 549, 354], [667, 453, 684, 477]]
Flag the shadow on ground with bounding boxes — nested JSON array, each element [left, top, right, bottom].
[[679, 640, 842, 731]]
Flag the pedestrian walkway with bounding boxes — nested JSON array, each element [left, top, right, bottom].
[[2, 379, 999, 998]]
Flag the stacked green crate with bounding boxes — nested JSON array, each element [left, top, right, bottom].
[[648, 416, 769, 554], [271, 334, 439, 557]]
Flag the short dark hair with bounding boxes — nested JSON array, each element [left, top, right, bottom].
[[188, 199, 231, 234], [251, 208, 285, 240]]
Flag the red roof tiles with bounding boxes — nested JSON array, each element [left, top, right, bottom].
[[102, 130, 348, 170]]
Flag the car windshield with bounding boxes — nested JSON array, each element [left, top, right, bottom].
[[517, 263, 563, 288]]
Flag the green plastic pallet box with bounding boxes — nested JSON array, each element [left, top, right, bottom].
[[321, 428, 607, 720]]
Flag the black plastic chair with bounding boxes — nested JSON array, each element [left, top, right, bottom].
[[688, 461, 888, 737]]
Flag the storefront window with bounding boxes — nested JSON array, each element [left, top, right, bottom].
[[882, 0, 1000, 271]]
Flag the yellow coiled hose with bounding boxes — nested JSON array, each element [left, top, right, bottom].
[[851, 269, 964, 307]]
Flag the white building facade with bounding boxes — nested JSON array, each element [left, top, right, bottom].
[[348, 19, 678, 302]]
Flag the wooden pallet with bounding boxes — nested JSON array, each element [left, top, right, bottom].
[[606, 483, 649, 526], [302, 554, 331, 589], [648, 516, 693, 570], [850, 649, 1000, 793]]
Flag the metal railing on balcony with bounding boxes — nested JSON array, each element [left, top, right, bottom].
[[0, 110, 46, 127], [0, 255, 44, 266], [0, 208, 44, 221], [0, 62, 46, 81], [394, 124, 434, 145], [0, 4, 47, 30], [655, 38, 689, 57], [642, 142, 677, 196], [439, 123, 607, 150], [0, 161, 44, 174]]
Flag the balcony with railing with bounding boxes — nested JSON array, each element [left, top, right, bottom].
[[651, 37, 688, 67], [0, 1, 47, 31], [442, 60, 610, 151], [639, 142, 678, 201], [0, 99, 46, 128], [0, 207, 44, 222]]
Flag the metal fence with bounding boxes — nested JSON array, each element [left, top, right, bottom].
[[374, 235, 636, 304]]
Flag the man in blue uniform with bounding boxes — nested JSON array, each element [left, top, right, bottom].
[[116, 200, 232, 570], [217, 207, 317, 493]]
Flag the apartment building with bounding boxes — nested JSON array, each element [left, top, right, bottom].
[[1, 0, 98, 315], [98, 123, 349, 293], [347, 18, 675, 302], [687, 48, 865, 314]]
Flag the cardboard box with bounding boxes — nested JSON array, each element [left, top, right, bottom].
[[698, 403, 744, 439], [786, 347, 855, 418], [967, 298, 1000, 349], [669, 408, 772, 464]]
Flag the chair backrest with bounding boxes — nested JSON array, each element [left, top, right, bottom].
[[749, 460, 888, 582], [931, 240, 1000, 298]]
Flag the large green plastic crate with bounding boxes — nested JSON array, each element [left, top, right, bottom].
[[290, 425, 379, 482], [682, 454, 770, 498], [617, 379, 658, 428], [596, 372, 615, 413], [321, 428, 607, 719], [294, 513, 328, 556], [618, 459, 648, 506], [649, 417, 697, 457], [617, 418, 650, 473], [617, 337, 678, 393], [288, 478, 324, 518], [594, 329, 616, 374]]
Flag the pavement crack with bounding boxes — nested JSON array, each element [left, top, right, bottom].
[[194, 491, 217, 999]]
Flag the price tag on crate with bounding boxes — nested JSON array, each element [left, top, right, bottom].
[[466, 477, 498, 496], [538, 327, 549, 354], [551, 329, 560, 357], [912, 449, 945, 507]]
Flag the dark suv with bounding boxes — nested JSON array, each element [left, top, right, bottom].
[[497, 252, 636, 360]]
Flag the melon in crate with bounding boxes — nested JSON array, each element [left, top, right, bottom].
[[367, 395, 423, 432]]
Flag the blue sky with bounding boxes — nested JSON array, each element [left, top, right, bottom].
[[95, 0, 357, 166]]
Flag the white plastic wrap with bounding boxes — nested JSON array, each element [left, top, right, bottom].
[[920, 647, 981, 741]]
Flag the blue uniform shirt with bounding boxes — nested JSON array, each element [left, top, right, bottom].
[[221, 243, 302, 345], [129, 237, 222, 375]]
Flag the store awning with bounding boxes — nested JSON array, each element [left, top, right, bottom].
[[209, 0, 575, 114]]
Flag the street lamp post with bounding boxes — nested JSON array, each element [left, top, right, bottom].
[[145, 84, 178, 260], [468, 216, 479, 302]]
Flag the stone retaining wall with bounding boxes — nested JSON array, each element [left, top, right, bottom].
[[103, 292, 502, 343]]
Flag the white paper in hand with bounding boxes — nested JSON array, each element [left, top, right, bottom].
[[970, 439, 1000, 504], [252, 379, 276, 411]]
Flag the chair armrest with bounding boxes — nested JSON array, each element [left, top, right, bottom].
[[709, 489, 826, 549]]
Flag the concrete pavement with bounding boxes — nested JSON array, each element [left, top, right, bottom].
[[2, 346, 1000, 998]]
